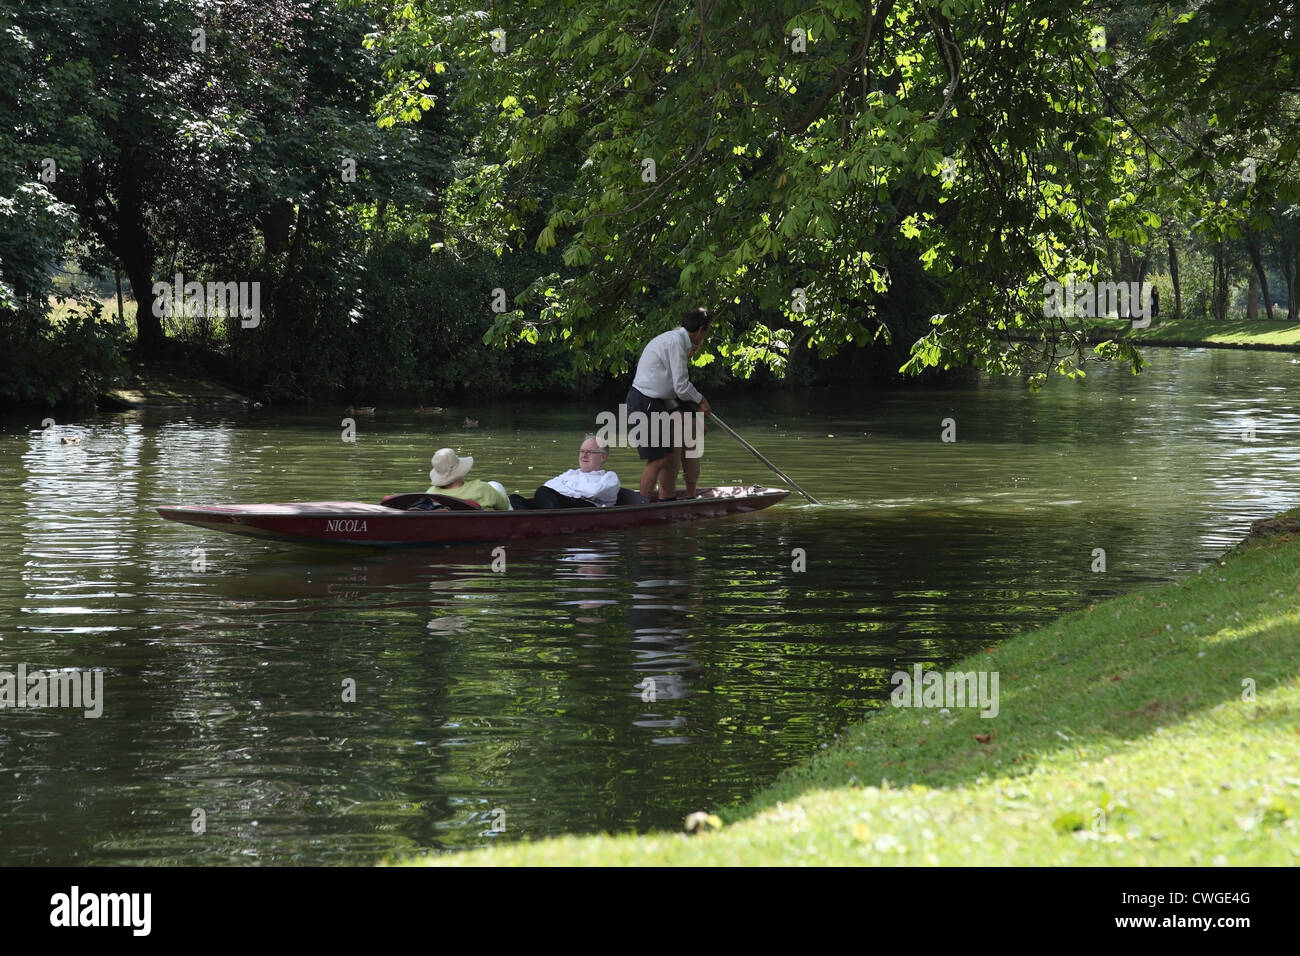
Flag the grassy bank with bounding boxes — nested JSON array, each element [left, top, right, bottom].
[[401, 514, 1300, 866], [1089, 315, 1300, 349]]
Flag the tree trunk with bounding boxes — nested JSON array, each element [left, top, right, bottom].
[[113, 152, 164, 350], [122, 258, 161, 349], [1246, 233, 1274, 320], [1211, 243, 1229, 321], [1287, 260, 1299, 323], [270, 207, 311, 326], [1167, 238, 1183, 320], [1247, 273, 1259, 319], [260, 200, 294, 262], [286, 208, 310, 276]]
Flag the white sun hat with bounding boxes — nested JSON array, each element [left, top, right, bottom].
[[429, 447, 474, 486]]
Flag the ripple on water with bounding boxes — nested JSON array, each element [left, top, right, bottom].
[[3, 354, 1300, 862]]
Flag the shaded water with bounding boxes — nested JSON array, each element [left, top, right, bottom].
[[1, 347, 1298, 864]]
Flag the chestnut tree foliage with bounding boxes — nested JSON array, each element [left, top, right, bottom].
[[365, 0, 1299, 384]]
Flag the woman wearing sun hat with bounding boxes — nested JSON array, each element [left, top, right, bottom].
[[426, 448, 511, 510]]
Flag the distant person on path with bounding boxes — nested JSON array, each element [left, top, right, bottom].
[[628, 307, 712, 500], [1151, 286, 1160, 319], [512, 436, 621, 509], [426, 448, 510, 510]]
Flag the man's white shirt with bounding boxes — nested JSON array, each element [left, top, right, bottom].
[[544, 468, 621, 505], [631, 327, 702, 404]]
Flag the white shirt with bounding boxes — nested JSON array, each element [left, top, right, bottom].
[[544, 468, 622, 506], [631, 327, 702, 404]]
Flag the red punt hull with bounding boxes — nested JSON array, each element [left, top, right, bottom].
[[157, 485, 790, 548]]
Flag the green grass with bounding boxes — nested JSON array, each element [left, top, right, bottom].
[[396, 513, 1300, 866], [48, 294, 137, 329], [1090, 315, 1300, 348], [47, 294, 232, 345]]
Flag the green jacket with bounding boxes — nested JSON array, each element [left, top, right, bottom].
[[426, 478, 510, 511]]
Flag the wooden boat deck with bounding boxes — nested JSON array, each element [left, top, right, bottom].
[[157, 485, 791, 548]]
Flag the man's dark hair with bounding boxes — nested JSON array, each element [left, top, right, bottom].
[[681, 307, 712, 332]]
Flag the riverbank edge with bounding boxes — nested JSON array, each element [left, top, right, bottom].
[[397, 510, 1300, 866], [1078, 317, 1300, 351], [101, 355, 253, 409], [1087, 336, 1300, 353]]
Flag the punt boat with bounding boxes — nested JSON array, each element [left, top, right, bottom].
[[157, 485, 790, 548]]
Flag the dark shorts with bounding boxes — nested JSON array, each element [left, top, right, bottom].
[[627, 386, 672, 461]]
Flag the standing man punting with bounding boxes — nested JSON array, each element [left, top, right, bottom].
[[627, 307, 712, 500]]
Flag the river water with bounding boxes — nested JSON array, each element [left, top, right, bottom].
[[1, 347, 1297, 864]]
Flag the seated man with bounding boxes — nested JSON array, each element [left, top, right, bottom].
[[427, 447, 510, 510], [513, 436, 620, 509]]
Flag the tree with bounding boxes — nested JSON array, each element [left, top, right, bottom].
[[11, 0, 453, 359], [366, 0, 1300, 384], [1275, 205, 1300, 323], [0, 1, 85, 324], [1244, 227, 1274, 320]]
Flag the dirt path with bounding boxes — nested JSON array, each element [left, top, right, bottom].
[[102, 361, 252, 409]]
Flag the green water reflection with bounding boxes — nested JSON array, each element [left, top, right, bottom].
[[1, 347, 1298, 863]]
